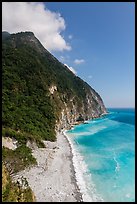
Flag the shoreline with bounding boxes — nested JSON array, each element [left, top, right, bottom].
[[63, 130, 94, 202], [62, 132, 83, 202], [12, 132, 83, 202], [63, 126, 104, 202]]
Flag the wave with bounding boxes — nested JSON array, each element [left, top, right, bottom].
[[63, 130, 104, 202], [69, 125, 108, 137], [113, 151, 120, 173]]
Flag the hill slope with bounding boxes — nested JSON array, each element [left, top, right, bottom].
[[2, 31, 107, 144]]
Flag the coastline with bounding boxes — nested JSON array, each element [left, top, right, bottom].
[[63, 130, 103, 202], [12, 132, 83, 202], [63, 130, 92, 202]]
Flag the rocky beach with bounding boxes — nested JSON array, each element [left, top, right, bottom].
[[12, 132, 83, 202]]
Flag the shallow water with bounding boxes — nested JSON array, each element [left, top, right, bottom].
[[66, 108, 135, 202]]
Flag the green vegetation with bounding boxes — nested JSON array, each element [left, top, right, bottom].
[[2, 164, 35, 202], [2, 31, 93, 145], [2, 146, 37, 174], [2, 127, 45, 147], [2, 33, 57, 143]]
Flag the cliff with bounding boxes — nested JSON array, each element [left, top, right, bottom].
[[2, 31, 107, 143]]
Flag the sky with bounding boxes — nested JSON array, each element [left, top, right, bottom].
[[2, 2, 135, 108]]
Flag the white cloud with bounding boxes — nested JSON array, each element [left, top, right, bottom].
[[68, 35, 73, 39], [64, 63, 77, 75], [74, 59, 85, 65], [2, 2, 71, 52]]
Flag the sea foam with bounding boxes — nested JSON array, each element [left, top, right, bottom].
[[63, 130, 103, 202]]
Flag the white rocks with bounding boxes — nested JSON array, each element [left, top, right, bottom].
[[49, 85, 57, 94], [2, 137, 18, 150]]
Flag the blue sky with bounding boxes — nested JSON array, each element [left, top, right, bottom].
[[2, 2, 135, 108], [46, 2, 135, 108]]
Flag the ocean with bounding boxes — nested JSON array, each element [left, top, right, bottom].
[[65, 108, 135, 202]]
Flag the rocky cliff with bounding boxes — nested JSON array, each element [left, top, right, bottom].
[[2, 31, 107, 142], [55, 80, 107, 131]]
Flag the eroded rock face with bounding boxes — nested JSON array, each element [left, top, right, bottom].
[[55, 85, 107, 132]]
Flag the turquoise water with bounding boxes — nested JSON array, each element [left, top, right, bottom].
[[66, 108, 135, 202]]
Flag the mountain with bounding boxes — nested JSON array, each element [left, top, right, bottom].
[[2, 31, 107, 145]]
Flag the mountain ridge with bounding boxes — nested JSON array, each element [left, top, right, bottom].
[[2, 31, 107, 143]]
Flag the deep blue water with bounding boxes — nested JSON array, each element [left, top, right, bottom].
[[66, 108, 135, 202]]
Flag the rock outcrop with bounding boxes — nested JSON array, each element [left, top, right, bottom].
[[55, 83, 107, 132]]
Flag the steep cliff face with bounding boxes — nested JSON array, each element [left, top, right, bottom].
[[55, 82, 106, 132], [2, 31, 107, 142]]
